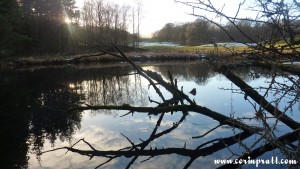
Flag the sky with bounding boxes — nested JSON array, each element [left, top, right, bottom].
[[75, 0, 198, 37], [75, 0, 255, 37]]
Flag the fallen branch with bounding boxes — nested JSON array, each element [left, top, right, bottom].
[[217, 65, 300, 130]]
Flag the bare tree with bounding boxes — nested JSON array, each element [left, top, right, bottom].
[[80, 0, 133, 49], [131, 0, 143, 47], [121, 4, 131, 46], [136, 0, 143, 46]]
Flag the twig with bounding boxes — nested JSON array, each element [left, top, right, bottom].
[[192, 124, 222, 139], [121, 133, 139, 151]]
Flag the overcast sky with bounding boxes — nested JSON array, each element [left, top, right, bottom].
[[75, 0, 255, 37]]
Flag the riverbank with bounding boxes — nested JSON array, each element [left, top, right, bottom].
[[0, 51, 215, 69], [0, 44, 296, 69], [0, 44, 250, 69]]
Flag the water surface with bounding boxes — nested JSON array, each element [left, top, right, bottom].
[[0, 61, 298, 168]]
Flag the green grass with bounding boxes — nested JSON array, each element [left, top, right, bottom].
[[138, 45, 250, 54]]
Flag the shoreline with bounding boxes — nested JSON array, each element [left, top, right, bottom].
[[1, 50, 297, 70], [0, 51, 212, 69]]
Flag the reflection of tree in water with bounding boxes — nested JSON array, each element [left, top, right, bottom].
[[26, 65, 148, 159], [232, 66, 271, 82], [77, 73, 147, 107], [151, 62, 272, 86], [28, 84, 84, 157], [0, 71, 31, 169], [151, 61, 215, 85]]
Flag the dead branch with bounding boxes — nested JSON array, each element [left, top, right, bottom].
[[217, 65, 300, 130], [218, 129, 300, 169]]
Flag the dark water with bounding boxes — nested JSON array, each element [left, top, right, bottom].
[[0, 61, 299, 169]]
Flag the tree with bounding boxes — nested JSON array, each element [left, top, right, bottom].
[[80, 0, 132, 50], [0, 0, 25, 57], [18, 0, 78, 54], [153, 18, 273, 45], [156, 23, 175, 41], [135, 0, 143, 46], [185, 19, 211, 45], [120, 5, 131, 46], [131, 0, 143, 47]]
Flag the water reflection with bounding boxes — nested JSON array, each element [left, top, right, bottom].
[[151, 62, 215, 85], [29, 84, 84, 158], [0, 61, 298, 168]]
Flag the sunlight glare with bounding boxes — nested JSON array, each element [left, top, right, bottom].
[[65, 17, 71, 24], [69, 83, 75, 89]]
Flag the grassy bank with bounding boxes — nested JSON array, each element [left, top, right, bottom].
[[3, 44, 296, 69], [138, 45, 250, 54]]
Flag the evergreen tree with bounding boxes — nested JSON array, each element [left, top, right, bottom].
[[0, 0, 25, 57]]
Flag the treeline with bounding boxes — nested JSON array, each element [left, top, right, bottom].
[[0, 0, 25, 57], [22, 0, 80, 55], [0, 0, 140, 57], [152, 18, 296, 46], [80, 0, 136, 51], [78, 0, 141, 50]]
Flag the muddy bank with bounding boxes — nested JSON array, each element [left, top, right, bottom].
[[0, 52, 211, 69]]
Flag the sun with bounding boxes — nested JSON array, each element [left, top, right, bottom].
[[64, 17, 71, 24]]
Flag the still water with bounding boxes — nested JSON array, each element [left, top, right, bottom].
[[0, 61, 299, 169]]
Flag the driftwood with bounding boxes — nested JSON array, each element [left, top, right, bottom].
[[71, 53, 107, 61]]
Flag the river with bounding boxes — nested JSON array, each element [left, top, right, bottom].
[[0, 61, 299, 168]]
